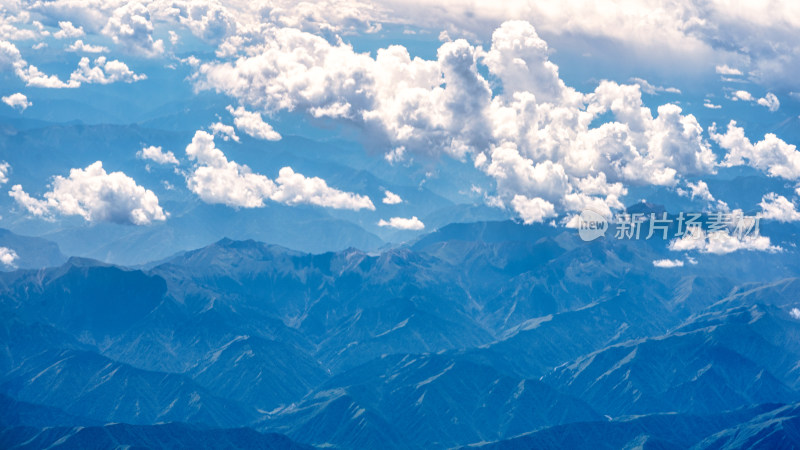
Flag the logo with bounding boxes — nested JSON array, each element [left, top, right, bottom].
[[578, 209, 608, 241]]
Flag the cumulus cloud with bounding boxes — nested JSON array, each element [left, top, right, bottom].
[[271, 167, 375, 210], [18, 0, 800, 89], [69, 56, 146, 84], [9, 161, 166, 225], [196, 27, 493, 160], [510, 195, 556, 224], [102, 2, 164, 57], [377, 0, 800, 87], [2, 40, 140, 88], [757, 92, 780, 112], [759, 193, 800, 222], [1, 39, 77, 88], [185, 130, 374, 210], [653, 258, 684, 268], [0, 11, 42, 41], [378, 216, 425, 230], [260, 0, 382, 37], [728, 90, 780, 111], [137, 145, 178, 165], [483, 20, 577, 104], [53, 20, 84, 39], [731, 90, 754, 102], [0, 247, 18, 268], [710, 121, 800, 179], [226, 105, 281, 141], [2, 92, 31, 111], [382, 190, 402, 204], [66, 39, 109, 53], [195, 20, 722, 224], [185, 130, 275, 207], [10, 4, 780, 226], [668, 226, 780, 254], [677, 180, 715, 202], [208, 121, 239, 142]]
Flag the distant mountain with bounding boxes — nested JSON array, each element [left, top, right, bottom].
[[544, 303, 800, 417], [0, 121, 504, 265], [0, 221, 799, 448], [0, 422, 313, 450], [0, 258, 167, 345], [0, 348, 255, 427], [151, 239, 494, 372], [695, 402, 800, 449], [264, 353, 600, 448], [472, 404, 787, 449], [0, 229, 65, 270], [190, 335, 329, 412], [0, 394, 96, 428]]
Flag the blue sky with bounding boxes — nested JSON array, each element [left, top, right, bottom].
[[1, 0, 800, 264]]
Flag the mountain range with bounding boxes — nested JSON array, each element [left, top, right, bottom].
[[1, 219, 800, 448]]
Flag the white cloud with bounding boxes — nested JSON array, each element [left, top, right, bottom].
[[629, 77, 681, 95], [209, 122, 240, 142], [0, 12, 41, 41], [382, 190, 402, 204], [185, 130, 374, 210], [9, 161, 166, 225], [653, 258, 684, 268], [196, 27, 493, 160], [731, 90, 754, 102], [677, 180, 715, 202], [195, 20, 722, 224], [178, 0, 237, 42], [18, 0, 800, 89], [185, 130, 275, 208], [791, 308, 800, 320], [1, 92, 31, 111], [378, 216, 425, 230], [759, 193, 800, 222], [53, 20, 84, 39], [710, 121, 800, 179], [3, 39, 140, 88], [271, 167, 375, 210], [102, 2, 164, 57], [703, 100, 721, 109], [226, 105, 281, 141], [483, 20, 577, 105], [66, 39, 109, 53], [376, 1, 800, 87], [728, 90, 779, 111], [484, 142, 570, 201], [757, 92, 780, 112], [668, 226, 780, 254], [69, 56, 146, 84], [1, 39, 77, 88], [0, 161, 9, 185], [510, 195, 556, 224], [259, 0, 381, 38], [715, 64, 742, 75], [137, 145, 178, 165], [0, 247, 18, 268]]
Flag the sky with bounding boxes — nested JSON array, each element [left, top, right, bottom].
[[1, 0, 800, 262]]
